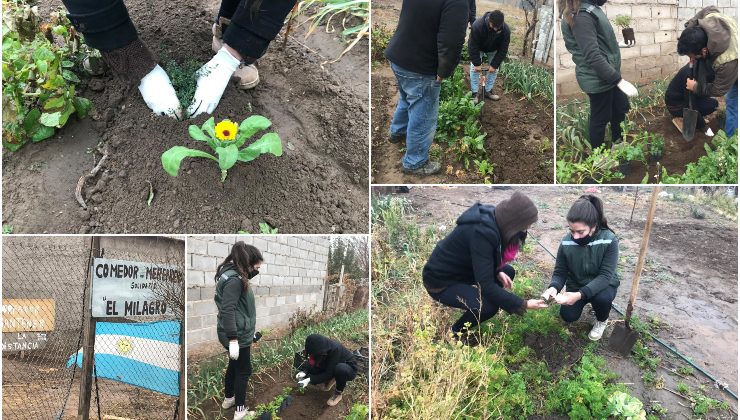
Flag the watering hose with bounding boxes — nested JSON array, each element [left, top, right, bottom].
[[528, 231, 738, 401]]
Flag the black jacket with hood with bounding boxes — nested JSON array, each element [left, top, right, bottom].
[[303, 334, 356, 384], [422, 203, 525, 315], [468, 12, 511, 68]]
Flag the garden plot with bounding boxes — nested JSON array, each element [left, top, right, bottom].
[[370, 0, 553, 184], [188, 310, 369, 420], [372, 186, 737, 419], [2, 0, 369, 234], [557, 81, 737, 184]]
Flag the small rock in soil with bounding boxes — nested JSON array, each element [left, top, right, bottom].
[[89, 79, 105, 92], [174, 219, 180, 228], [118, 170, 127, 178], [77, 209, 90, 221], [78, 226, 91, 234], [103, 108, 115, 122], [91, 193, 103, 204]]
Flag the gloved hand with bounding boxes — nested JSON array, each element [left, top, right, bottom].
[[138, 65, 182, 118], [187, 46, 241, 117], [228, 339, 239, 360], [617, 79, 638, 97], [254, 331, 262, 343], [297, 377, 311, 388], [296, 372, 306, 380]]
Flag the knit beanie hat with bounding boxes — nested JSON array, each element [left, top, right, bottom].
[[495, 192, 538, 247]]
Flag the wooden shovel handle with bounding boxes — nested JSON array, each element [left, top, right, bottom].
[[625, 186, 660, 328]]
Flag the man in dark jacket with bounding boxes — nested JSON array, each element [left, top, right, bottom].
[[468, 10, 510, 101], [295, 334, 357, 406], [62, 0, 296, 118], [678, 6, 738, 136], [384, 0, 469, 176], [665, 63, 718, 132], [423, 193, 548, 345]]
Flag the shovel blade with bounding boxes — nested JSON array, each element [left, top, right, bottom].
[[608, 324, 639, 356], [682, 108, 699, 141]]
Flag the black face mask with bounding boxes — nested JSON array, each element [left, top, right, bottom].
[[248, 269, 259, 279], [517, 231, 528, 246], [596, 0, 607, 5], [573, 234, 592, 246]]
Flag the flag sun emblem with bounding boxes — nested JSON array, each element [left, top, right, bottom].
[[116, 338, 133, 355]]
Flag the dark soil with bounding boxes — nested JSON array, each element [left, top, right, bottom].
[[523, 330, 585, 375], [371, 63, 554, 184], [3, 0, 369, 234], [612, 109, 721, 184]]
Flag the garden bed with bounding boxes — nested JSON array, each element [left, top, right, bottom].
[[2, 0, 369, 234]]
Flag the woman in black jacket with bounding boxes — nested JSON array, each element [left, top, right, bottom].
[[295, 334, 357, 406], [423, 192, 548, 345]]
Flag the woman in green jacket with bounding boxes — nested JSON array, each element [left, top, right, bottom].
[[541, 195, 619, 341], [215, 242, 263, 420], [560, 0, 638, 149]]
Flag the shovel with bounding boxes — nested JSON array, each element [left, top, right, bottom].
[[476, 64, 489, 104], [608, 186, 660, 356], [682, 63, 699, 141]]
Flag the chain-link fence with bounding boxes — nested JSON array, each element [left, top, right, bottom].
[[2, 236, 185, 420]]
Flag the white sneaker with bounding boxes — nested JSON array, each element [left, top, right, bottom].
[[588, 320, 608, 341], [233, 407, 256, 419], [222, 396, 235, 409]]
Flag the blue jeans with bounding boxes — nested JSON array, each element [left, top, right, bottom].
[[389, 62, 442, 170], [469, 52, 499, 94], [725, 80, 737, 137]]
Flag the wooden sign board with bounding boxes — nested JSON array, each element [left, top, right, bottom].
[[2, 299, 56, 332]]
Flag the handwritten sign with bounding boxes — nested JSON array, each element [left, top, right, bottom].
[[2, 299, 56, 332], [2, 332, 49, 351]]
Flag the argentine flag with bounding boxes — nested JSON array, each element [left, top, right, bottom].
[[67, 321, 181, 396]]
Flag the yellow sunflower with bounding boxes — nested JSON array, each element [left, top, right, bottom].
[[215, 119, 238, 141]]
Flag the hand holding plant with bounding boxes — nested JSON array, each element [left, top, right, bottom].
[[161, 116, 283, 182]]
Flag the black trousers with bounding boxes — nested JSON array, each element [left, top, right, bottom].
[[63, 0, 296, 60], [332, 362, 357, 392], [559, 286, 617, 323], [587, 86, 631, 149], [428, 265, 516, 333], [667, 97, 718, 129], [224, 346, 253, 409]]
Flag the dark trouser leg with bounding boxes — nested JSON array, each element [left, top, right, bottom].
[[333, 363, 357, 393], [62, 0, 137, 51], [610, 87, 630, 142], [225, 346, 253, 409], [429, 283, 501, 333], [587, 89, 612, 149], [218, 0, 241, 19], [559, 286, 617, 323], [222, 0, 297, 63]]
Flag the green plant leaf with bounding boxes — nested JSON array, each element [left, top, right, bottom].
[[62, 69, 80, 83], [39, 111, 61, 127], [215, 144, 239, 171], [73, 97, 92, 118], [202, 117, 216, 139], [237, 115, 271, 144], [43, 96, 65, 110], [22, 108, 42, 132], [58, 102, 75, 127], [161, 146, 217, 177], [30, 125, 55, 142], [238, 132, 283, 162], [188, 125, 210, 142]]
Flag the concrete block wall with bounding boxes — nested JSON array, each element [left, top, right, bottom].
[[556, 0, 735, 96], [186, 236, 330, 351]]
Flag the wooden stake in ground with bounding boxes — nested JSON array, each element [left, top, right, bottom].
[[78, 236, 101, 419], [608, 186, 660, 356]]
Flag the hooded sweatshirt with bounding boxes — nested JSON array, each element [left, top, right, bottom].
[[684, 6, 738, 97], [468, 12, 511, 68], [304, 334, 356, 384], [214, 263, 256, 349], [422, 195, 537, 315]]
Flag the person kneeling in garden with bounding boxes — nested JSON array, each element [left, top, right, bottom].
[[468, 10, 510, 102], [423, 192, 549, 346], [295, 334, 358, 406], [541, 195, 619, 341], [677, 6, 738, 136], [665, 63, 718, 133]]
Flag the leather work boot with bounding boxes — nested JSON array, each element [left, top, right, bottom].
[[212, 17, 260, 90]]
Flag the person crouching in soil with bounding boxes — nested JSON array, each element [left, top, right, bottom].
[[295, 334, 358, 406], [215, 242, 264, 420], [423, 192, 549, 346], [541, 195, 620, 341], [665, 63, 718, 133]]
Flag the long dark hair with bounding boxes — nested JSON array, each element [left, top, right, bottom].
[[216, 241, 263, 290], [566, 195, 612, 232], [559, 0, 582, 27]]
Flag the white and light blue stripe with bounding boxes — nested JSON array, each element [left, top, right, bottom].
[[67, 321, 180, 396]]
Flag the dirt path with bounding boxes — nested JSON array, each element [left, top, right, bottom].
[[3, 0, 369, 234], [380, 186, 738, 412]]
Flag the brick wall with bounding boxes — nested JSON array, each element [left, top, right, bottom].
[[186, 236, 330, 352], [556, 0, 736, 96]]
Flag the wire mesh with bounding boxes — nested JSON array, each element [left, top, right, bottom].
[[2, 236, 185, 420]]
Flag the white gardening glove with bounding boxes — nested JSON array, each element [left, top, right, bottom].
[[297, 377, 311, 388], [228, 340, 239, 360], [187, 46, 241, 118], [138, 65, 182, 118], [296, 372, 307, 380], [617, 79, 638, 97]]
